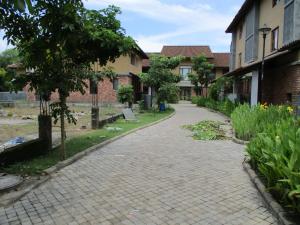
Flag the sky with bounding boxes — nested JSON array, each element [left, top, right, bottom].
[[0, 0, 244, 53]]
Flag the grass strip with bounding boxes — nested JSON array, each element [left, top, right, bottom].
[[1, 109, 174, 175]]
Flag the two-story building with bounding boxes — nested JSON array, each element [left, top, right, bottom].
[[22, 46, 148, 104], [226, 0, 300, 106], [157, 46, 229, 100]]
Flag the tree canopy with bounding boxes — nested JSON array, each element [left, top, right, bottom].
[[0, 48, 21, 91], [188, 55, 214, 97], [0, 0, 137, 159], [139, 55, 182, 106]]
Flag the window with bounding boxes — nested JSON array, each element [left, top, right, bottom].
[[179, 66, 192, 80], [113, 78, 119, 90], [272, 0, 279, 7], [271, 27, 279, 51], [245, 5, 256, 62], [238, 53, 242, 67], [130, 54, 137, 65], [283, 0, 294, 44]]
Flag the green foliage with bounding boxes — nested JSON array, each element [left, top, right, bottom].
[[139, 55, 182, 106], [191, 96, 198, 104], [183, 120, 226, 140], [1, 109, 174, 175], [117, 85, 134, 106], [157, 83, 180, 104], [0, 48, 20, 68], [0, 48, 20, 91], [0, 1, 136, 159], [0, 0, 33, 12], [209, 76, 233, 101], [246, 119, 300, 212], [193, 96, 237, 117], [137, 100, 145, 112], [231, 104, 293, 141], [188, 55, 214, 96]]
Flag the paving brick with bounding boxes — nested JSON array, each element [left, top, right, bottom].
[[0, 103, 279, 224]]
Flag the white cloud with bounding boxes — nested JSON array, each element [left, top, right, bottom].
[[86, 0, 231, 30], [86, 0, 234, 52]]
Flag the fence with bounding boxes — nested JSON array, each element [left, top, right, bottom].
[[0, 92, 27, 102]]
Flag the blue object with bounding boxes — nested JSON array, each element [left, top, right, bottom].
[[5, 137, 25, 145], [159, 103, 166, 111]]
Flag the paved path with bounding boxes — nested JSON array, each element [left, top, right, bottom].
[[0, 103, 278, 225]]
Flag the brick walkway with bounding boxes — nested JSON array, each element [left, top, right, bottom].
[[0, 103, 278, 225]]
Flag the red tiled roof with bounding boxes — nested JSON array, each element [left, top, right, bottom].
[[161, 46, 214, 58], [212, 53, 230, 68]]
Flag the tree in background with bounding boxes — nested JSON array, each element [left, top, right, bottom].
[[117, 85, 134, 108], [188, 72, 200, 96], [0, 48, 21, 91], [188, 55, 214, 97], [139, 55, 182, 108], [157, 83, 180, 104], [0, 0, 136, 159]]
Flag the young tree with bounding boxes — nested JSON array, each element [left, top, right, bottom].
[[188, 55, 214, 97], [0, 1, 136, 159], [139, 55, 182, 108], [117, 85, 134, 108]]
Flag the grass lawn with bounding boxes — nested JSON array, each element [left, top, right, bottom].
[[1, 109, 174, 175]]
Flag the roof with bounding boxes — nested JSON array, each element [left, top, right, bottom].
[[135, 45, 149, 59], [224, 50, 290, 77], [226, 0, 254, 33], [161, 46, 214, 58], [212, 53, 230, 68], [142, 52, 160, 67]]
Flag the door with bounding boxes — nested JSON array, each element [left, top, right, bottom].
[[180, 87, 191, 100]]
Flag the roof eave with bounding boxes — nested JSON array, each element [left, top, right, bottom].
[[225, 0, 254, 33]]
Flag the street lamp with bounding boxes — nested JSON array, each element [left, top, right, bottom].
[[258, 24, 271, 80], [258, 24, 271, 102]]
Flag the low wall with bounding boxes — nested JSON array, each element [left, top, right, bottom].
[[0, 139, 46, 166], [98, 113, 123, 128]]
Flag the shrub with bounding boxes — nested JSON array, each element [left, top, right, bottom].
[[157, 83, 179, 104], [191, 96, 198, 104], [193, 96, 236, 117], [231, 104, 292, 141], [246, 119, 300, 212], [117, 85, 134, 107]]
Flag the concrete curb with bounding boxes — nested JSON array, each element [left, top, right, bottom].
[[231, 130, 250, 145], [243, 161, 297, 225]]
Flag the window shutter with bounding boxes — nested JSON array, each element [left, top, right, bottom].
[[245, 6, 255, 62], [283, 0, 294, 44]]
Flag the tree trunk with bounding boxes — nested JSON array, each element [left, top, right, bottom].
[[60, 96, 66, 160]]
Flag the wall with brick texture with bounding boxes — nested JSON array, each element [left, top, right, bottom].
[[262, 64, 300, 105], [24, 76, 132, 103]]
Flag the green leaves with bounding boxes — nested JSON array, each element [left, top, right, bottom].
[[245, 114, 300, 212], [117, 85, 134, 105], [190, 54, 214, 88], [139, 55, 182, 106], [183, 120, 227, 140]]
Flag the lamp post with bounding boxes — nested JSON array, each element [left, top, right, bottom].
[[258, 24, 271, 102]]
